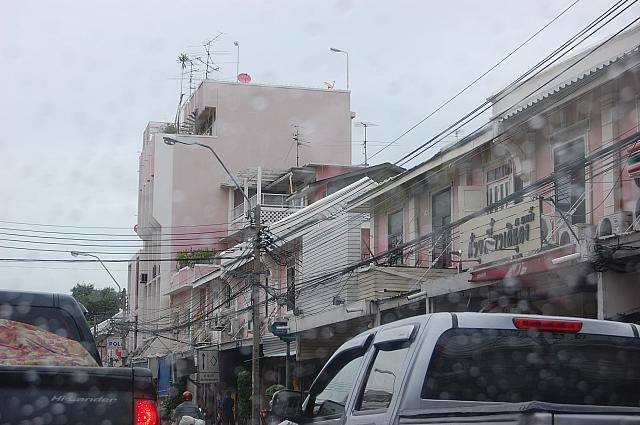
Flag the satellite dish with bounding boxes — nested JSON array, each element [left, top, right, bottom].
[[237, 73, 251, 83]]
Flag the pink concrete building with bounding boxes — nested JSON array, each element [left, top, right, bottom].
[[128, 81, 353, 356], [345, 25, 640, 323]]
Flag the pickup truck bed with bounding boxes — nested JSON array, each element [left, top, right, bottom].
[[0, 290, 158, 425], [0, 365, 155, 424], [399, 401, 640, 424]]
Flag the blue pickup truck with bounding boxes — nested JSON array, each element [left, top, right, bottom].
[[271, 312, 640, 425]]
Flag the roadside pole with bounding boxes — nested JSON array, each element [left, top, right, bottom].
[[252, 204, 262, 425], [285, 340, 291, 389]]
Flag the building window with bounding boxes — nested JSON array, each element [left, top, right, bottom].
[[286, 262, 296, 311], [224, 283, 231, 308], [196, 107, 216, 136], [387, 210, 403, 265], [432, 189, 452, 269], [486, 162, 513, 208], [553, 138, 586, 224]]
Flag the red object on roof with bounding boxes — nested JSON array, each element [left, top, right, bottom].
[[237, 73, 251, 83]]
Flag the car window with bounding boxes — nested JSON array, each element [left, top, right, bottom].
[[0, 304, 82, 342], [423, 328, 640, 406], [0, 319, 98, 367], [357, 346, 410, 411], [307, 353, 365, 418]]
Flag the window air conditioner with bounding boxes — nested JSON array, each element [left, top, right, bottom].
[[597, 211, 633, 237], [557, 223, 595, 246]]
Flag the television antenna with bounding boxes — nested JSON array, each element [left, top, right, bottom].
[[291, 125, 310, 167], [354, 122, 378, 166]]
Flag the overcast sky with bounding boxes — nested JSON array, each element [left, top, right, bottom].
[[0, 0, 638, 295]]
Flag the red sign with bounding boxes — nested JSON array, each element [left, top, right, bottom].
[[237, 73, 251, 83], [469, 245, 576, 283]]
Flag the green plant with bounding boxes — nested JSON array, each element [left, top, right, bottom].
[[265, 384, 285, 400], [236, 369, 252, 425], [161, 381, 187, 419], [176, 249, 215, 270], [161, 123, 177, 134]]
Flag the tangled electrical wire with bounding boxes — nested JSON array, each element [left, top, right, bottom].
[[589, 242, 640, 273]]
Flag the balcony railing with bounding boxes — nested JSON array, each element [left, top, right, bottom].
[[231, 193, 305, 219]]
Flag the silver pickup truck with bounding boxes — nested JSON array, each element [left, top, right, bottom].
[[270, 312, 640, 425]]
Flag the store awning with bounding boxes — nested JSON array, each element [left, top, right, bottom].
[[470, 245, 577, 283]]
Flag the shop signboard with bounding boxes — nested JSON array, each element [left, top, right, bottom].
[[460, 199, 541, 265]]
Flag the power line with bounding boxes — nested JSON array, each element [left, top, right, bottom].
[[367, 0, 583, 162], [396, 3, 640, 166]]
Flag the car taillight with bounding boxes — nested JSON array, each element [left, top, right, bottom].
[[134, 399, 158, 425], [513, 317, 582, 332]]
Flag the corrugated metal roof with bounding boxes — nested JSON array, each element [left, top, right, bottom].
[[499, 45, 640, 121]]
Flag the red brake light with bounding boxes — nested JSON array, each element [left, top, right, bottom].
[[135, 399, 158, 425], [513, 317, 582, 332]]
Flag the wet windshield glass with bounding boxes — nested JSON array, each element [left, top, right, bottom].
[[0, 319, 98, 367], [424, 328, 640, 406]]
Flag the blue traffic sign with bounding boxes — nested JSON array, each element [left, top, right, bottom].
[[271, 321, 289, 336]]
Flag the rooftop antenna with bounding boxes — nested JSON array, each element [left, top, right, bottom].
[[355, 122, 378, 167], [291, 125, 310, 167], [188, 61, 199, 96], [202, 32, 223, 79]]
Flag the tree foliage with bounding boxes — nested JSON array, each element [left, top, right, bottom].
[[71, 283, 120, 325], [161, 123, 177, 134], [237, 369, 252, 425], [265, 384, 285, 399]]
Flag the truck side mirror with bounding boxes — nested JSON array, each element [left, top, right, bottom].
[[270, 389, 303, 421]]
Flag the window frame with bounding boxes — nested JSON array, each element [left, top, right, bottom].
[[552, 135, 586, 224], [353, 343, 412, 414], [301, 335, 373, 422]]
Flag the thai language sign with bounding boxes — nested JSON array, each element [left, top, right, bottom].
[[460, 199, 541, 265]]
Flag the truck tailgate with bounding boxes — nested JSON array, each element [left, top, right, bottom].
[[0, 365, 154, 425], [398, 401, 640, 425]]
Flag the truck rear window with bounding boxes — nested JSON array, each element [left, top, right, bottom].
[[422, 328, 640, 407]]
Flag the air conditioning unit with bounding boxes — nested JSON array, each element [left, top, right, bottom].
[[597, 211, 633, 237], [228, 318, 240, 336], [209, 315, 227, 331], [557, 223, 596, 246]]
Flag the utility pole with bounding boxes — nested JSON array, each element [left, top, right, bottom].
[[251, 204, 262, 425]]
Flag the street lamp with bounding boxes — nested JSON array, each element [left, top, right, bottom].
[[163, 134, 262, 425], [70, 251, 122, 293], [233, 41, 240, 81], [70, 250, 129, 366], [330, 47, 349, 90], [162, 136, 250, 203]]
